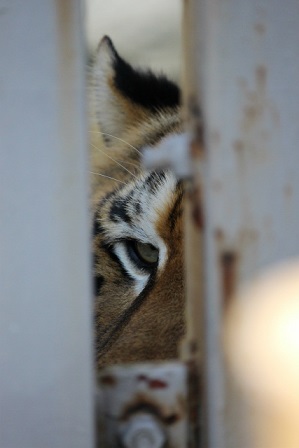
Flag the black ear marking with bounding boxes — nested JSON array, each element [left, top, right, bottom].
[[111, 48, 180, 112], [99, 36, 180, 111], [94, 36, 180, 143]]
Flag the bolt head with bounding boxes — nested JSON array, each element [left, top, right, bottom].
[[120, 414, 165, 448]]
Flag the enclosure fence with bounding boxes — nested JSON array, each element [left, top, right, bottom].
[[1, 0, 299, 447]]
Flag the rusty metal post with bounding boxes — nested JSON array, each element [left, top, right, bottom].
[[0, 1, 94, 447], [180, 1, 213, 446], [183, 0, 299, 447]]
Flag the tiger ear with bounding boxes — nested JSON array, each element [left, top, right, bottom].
[[93, 36, 180, 146], [93, 36, 129, 145]]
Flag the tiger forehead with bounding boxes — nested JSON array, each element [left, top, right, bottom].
[[101, 170, 181, 239], [110, 171, 177, 217]]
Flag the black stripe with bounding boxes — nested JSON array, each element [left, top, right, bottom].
[[104, 36, 180, 112], [94, 273, 104, 297], [168, 183, 184, 231], [134, 201, 142, 215], [145, 171, 167, 193], [100, 242, 135, 283], [92, 214, 105, 238], [95, 268, 157, 359], [97, 189, 116, 209], [109, 197, 132, 224], [145, 123, 180, 147]]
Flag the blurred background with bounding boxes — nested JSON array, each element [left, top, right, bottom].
[[85, 0, 182, 80]]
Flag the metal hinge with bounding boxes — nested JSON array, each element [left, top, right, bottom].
[[96, 361, 200, 447]]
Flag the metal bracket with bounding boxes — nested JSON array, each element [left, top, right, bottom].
[[97, 362, 188, 447]]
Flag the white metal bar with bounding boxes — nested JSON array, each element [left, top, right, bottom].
[[184, 0, 299, 446], [226, 260, 299, 448], [0, 1, 94, 447]]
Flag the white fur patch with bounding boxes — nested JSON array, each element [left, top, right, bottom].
[[113, 243, 150, 295], [101, 171, 178, 295]]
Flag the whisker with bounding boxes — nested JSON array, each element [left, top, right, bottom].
[[89, 171, 126, 184], [90, 143, 138, 179], [118, 160, 140, 168], [89, 131, 142, 156]]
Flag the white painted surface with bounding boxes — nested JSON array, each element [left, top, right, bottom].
[[0, 1, 94, 447], [226, 260, 299, 448], [189, 0, 299, 446]]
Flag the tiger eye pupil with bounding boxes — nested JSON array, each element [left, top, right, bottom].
[[136, 242, 158, 264]]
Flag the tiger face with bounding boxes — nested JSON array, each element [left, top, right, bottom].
[[91, 36, 185, 368]]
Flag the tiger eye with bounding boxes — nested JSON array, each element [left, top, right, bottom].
[[135, 242, 159, 264]]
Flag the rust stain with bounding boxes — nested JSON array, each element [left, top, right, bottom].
[[188, 185, 204, 230], [220, 251, 238, 307], [192, 202, 204, 230], [186, 360, 201, 444], [176, 392, 187, 417], [190, 137, 204, 159], [236, 63, 280, 165], [100, 374, 117, 387], [187, 94, 205, 153], [120, 392, 183, 426], [256, 65, 267, 89], [244, 104, 260, 122], [239, 66, 267, 130], [284, 184, 293, 198], [233, 139, 245, 152], [188, 95, 202, 120], [214, 232, 239, 305], [254, 23, 266, 36], [120, 396, 160, 422], [189, 339, 198, 355], [214, 228, 224, 242], [148, 378, 168, 389], [163, 413, 180, 425]]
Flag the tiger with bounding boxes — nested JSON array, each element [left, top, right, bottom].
[[91, 36, 185, 368]]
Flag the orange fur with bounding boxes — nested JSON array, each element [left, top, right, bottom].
[[91, 37, 184, 368]]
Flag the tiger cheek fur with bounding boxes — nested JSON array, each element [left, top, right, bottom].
[[91, 36, 185, 368]]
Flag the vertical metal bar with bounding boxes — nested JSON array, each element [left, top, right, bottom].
[[226, 260, 299, 448], [182, 1, 220, 446], [0, 1, 94, 447], [183, 0, 299, 446]]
